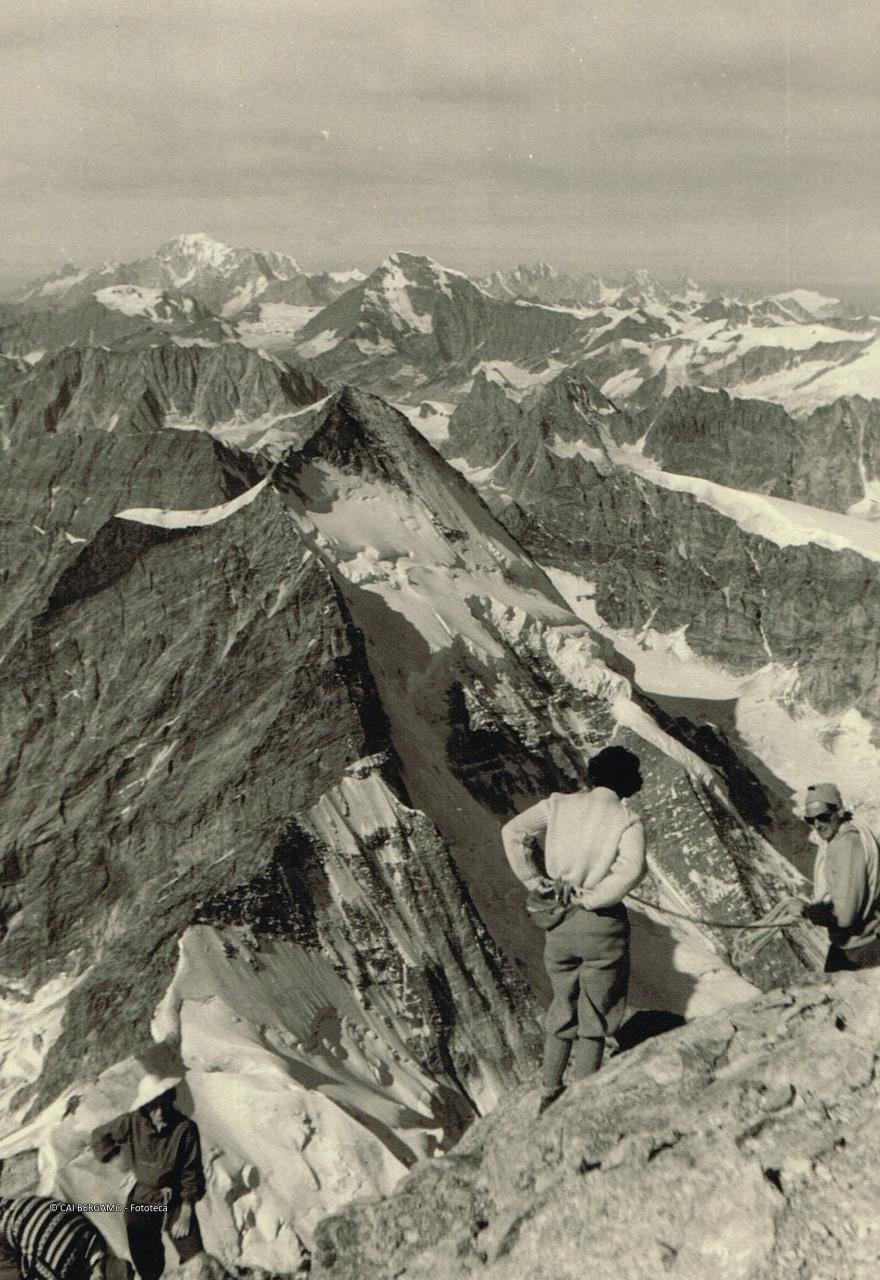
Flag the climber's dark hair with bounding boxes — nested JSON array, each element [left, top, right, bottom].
[[587, 745, 643, 799]]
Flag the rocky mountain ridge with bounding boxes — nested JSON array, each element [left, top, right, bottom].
[[0, 376, 823, 1271], [0, 290, 234, 361], [312, 969, 880, 1280], [7, 238, 876, 416]]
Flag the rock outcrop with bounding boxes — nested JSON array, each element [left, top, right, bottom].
[[634, 386, 880, 515], [2, 341, 324, 442], [0, 292, 232, 359], [312, 970, 880, 1280]]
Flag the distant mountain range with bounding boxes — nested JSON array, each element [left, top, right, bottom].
[[11, 232, 365, 319], [4, 233, 875, 420]]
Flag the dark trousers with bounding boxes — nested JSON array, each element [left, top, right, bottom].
[[543, 904, 629, 1041], [125, 1204, 203, 1280], [825, 935, 880, 972]]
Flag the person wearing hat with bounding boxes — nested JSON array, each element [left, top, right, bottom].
[[501, 745, 646, 1115], [0, 1192, 132, 1280], [90, 1076, 205, 1280], [801, 782, 880, 971]]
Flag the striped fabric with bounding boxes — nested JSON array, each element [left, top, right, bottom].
[[0, 1197, 106, 1280]]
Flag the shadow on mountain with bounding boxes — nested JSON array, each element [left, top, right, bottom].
[[627, 909, 700, 1021], [45, 518, 193, 614], [614, 1009, 687, 1053], [633, 685, 811, 869]]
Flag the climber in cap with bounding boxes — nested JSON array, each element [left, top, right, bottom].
[[800, 782, 880, 972], [91, 1075, 205, 1280], [501, 745, 646, 1115]]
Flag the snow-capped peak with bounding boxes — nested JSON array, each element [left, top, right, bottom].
[[370, 253, 473, 310], [328, 268, 366, 285], [156, 232, 235, 268], [629, 268, 661, 288], [770, 289, 843, 321], [616, 269, 671, 307], [382, 250, 433, 273]]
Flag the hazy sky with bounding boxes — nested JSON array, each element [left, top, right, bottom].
[[2, 0, 879, 297]]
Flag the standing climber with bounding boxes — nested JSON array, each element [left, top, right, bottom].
[[501, 745, 646, 1115], [91, 1076, 205, 1280], [800, 782, 880, 972], [0, 1193, 131, 1280]]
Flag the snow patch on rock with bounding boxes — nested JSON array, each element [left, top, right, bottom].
[[115, 477, 271, 528]]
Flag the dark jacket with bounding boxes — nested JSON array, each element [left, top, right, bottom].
[[91, 1108, 205, 1206]]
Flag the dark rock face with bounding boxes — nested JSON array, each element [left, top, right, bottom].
[[311, 971, 880, 1280], [0, 294, 230, 358], [2, 341, 324, 441], [634, 386, 880, 514], [444, 370, 618, 471], [794, 396, 880, 513], [5, 486, 371, 1082], [1, 426, 260, 663], [640, 386, 799, 497]]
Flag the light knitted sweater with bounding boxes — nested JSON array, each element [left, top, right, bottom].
[[501, 786, 647, 910]]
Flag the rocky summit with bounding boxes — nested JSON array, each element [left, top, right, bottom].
[[313, 970, 880, 1280]]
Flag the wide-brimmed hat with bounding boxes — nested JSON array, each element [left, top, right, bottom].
[[132, 1074, 180, 1111], [804, 782, 843, 817]]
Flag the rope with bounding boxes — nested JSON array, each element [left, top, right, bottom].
[[627, 893, 804, 932], [627, 893, 807, 967]]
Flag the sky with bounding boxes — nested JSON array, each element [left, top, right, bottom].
[[2, 0, 880, 299]]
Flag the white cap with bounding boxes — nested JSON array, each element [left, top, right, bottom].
[[804, 782, 843, 817], [132, 1074, 180, 1111]]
